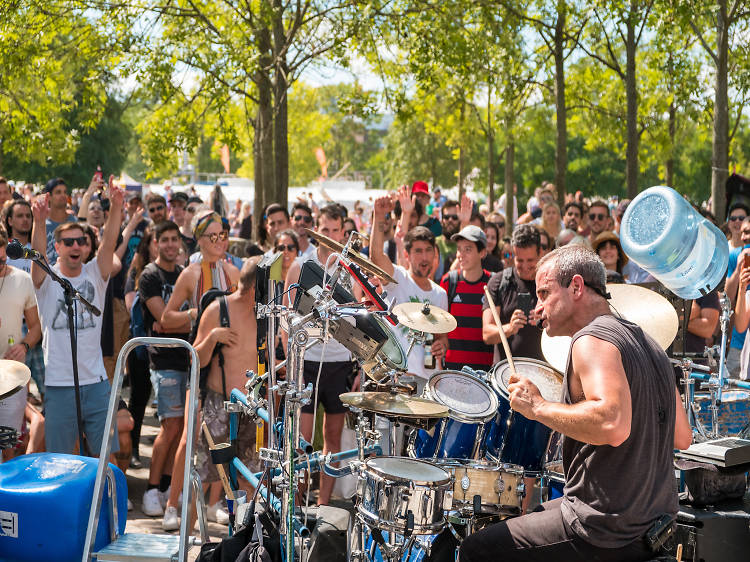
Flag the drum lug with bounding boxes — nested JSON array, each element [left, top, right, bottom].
[[494, 476, 506, 494], [443, 489, 454, 511], [460, 473, 471, 492], [517, 480, 526, 498]]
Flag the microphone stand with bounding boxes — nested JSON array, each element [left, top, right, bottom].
[[32, 255, 101, 457]]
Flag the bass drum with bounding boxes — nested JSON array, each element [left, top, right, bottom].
[[484, 358, 563, 473], [408, 371, 498, 460]]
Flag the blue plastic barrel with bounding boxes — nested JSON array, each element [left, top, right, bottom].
[[0, 453, 127, 561]]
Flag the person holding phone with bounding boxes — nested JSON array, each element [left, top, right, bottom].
[[481, 224, 545, 362]]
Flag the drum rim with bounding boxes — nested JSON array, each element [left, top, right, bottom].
[[436, 458, 525, 475], [364, 456, 452, 486], [489, 357, 563, 399], [372, 314, 407, 370], [426, 370, 499, 422]]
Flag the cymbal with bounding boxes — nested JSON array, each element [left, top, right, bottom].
[[305, 228, 397, 285], [0, 360, 31, 400], [393, 302, 457, 334], [541, 283, 679, 373], [340, 391, 449, 419]]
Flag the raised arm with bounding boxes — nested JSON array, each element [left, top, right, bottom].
[[77, 175, 104, 220], [734, 266, 750, 333], [116, 207, 144, 260], [30, 195, 49, 289], [96, 177, 124, 281], [370, 195, 396, 278]]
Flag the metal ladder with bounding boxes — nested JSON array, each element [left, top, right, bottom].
[[82, 337, 208, 561]]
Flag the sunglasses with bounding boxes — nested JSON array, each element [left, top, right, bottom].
[[729, 215, 746, 221], [293, 214, 313, 223], [60, 236, 90, 247], [149, 205, 165, 213], [186, 207, 196, 213], [276, 244, 297, 252], [589, 213, 607, 221], [201, 231, 228, 243], [495, 221, 505, 228], [443, 214, 459, 221]]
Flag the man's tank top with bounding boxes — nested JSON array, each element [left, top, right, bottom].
[[561, 314, 677, 548]]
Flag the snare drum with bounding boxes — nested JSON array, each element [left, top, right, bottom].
[[484, 358, 563, 472], [357, 457, 453, 535], [408, 371, 498, 460], [439, 459, 525, 514]]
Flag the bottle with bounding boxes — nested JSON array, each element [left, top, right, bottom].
[[7, 336, 14, 347], [619, 186, 729, 299], [423, 333, 436, 370]]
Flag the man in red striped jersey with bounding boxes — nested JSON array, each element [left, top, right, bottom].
[[440, 225, 494, 372]]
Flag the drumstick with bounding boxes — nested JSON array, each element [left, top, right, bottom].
[[201, 421, 236, 501], [676, 543, 683, 562], [484, 285, 518, 378]]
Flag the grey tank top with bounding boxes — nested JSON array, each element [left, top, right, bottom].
[[561, 314, 677, 548]]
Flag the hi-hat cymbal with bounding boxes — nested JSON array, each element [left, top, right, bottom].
[[305, 228, 397, 285], [340, 391, 449, 419], [0, 360, 31, 400], [393, 302, 457, 334], [541, 283, 679, 373]]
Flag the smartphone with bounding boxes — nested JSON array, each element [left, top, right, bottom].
[[517, 292, 533, 316], [744, 253, 750, 271]]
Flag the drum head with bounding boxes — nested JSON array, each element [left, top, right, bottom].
[[428, 371, 499, 422], [491, 358, 563, 403], [366, 456, 450, 485]]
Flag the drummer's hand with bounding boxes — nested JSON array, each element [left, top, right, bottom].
[[431, 336, 447, 359], [3, 344, 27, 362], [508, 309, 527, 335], [507, 373, 543, 419]]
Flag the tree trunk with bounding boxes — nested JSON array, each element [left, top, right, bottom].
[[712, 0, 729, 222], [554, 0, 567, 207], [272, 0, 289, 209], [487, 92, 495, 210], [458, 146, 465, 200], [625, 17, 639, 199], [666, 100, 675, 187], [253, 27, 274, 241], [504, 142, 514, 223]]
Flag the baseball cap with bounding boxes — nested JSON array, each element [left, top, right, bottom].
[[451, 225, 487, 248], [169, 191, 189, 204], [44, 178, 66, 193], [411, 181, 429, 195], [187, 196, 203, 206]]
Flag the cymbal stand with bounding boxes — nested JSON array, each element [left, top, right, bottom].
[[672, 357, 710, 440], [405, 328, 428, 363]]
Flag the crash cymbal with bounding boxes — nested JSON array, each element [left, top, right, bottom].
[[541, 283, 679, 373], [340, 391, 449, 419], [0, 360, 31, 400], [393, 302, 457, 334], [305, 228, 397, 285]]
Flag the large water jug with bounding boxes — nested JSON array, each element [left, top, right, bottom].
[[619, 185, 728, 299]]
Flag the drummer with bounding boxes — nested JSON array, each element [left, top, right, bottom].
[[460, 245, 692, 562]]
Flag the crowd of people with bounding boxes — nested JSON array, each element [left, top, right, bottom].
[[0, 173, 740, 546]]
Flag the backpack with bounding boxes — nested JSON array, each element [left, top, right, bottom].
[[190, 288, 231, 401]]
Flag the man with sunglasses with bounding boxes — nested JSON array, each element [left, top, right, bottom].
[[145, 193, 168, 224], [30, 179, 124, 456], [586, 200, 610, 247], [291, 202, 316, 261]]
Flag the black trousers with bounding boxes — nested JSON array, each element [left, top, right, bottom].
[[127, 351, 152, 456], [459, 498, 654, 562]]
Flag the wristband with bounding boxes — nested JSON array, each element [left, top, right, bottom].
[[21, 342, 30, 352]]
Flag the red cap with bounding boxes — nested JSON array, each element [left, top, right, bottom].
[[411, 181, 429, 195]]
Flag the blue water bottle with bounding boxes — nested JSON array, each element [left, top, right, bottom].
[[619, 186, 728, 299]]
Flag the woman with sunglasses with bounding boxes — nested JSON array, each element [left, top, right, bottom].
[[274, 229, 299, 282], [727, 203, 749, 250]]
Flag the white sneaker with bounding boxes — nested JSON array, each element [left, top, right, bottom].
[[142, 488, 164, 517], [206, 501, 230, 524], [162, 506, 180, 531]]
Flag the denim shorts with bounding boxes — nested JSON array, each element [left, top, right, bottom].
[[149, 369, 188, 421]]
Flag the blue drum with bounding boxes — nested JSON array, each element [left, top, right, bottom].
[[408, 371, 498, 460], [543, 460, 565, 501], [358, 528, 458, 562], [484, 358, 563, 472]]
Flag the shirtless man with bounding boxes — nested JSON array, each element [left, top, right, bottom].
[[193, 258, 261, 496]]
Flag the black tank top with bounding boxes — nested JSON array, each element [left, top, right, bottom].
[[561, 314, 678, 547]]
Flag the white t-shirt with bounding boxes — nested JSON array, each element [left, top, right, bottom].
[[36, 258, 109, 386], [383, 265, 448, 381], [0, 267, 37, 357]]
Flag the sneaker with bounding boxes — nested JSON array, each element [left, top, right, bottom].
[[206, 501, 230, 525], [129, 455, 144, 470], [162, 506, 180, 531], [142, 488, 164, 517]]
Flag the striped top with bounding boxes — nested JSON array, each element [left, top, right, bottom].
[[440, 270, 494, 372]]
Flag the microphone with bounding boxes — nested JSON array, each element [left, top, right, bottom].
[[6, 239, 43, 261]]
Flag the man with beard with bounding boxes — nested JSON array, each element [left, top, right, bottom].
[[563, 201, 584, 234], [31, 178, 124, 456], [434, 199, 461, 281], [586, 200, 610, 247], [370, 194, 448, 391], [291, 202, 316, 261]]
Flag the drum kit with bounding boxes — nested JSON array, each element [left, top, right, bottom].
[[230, 229, 750, 562]]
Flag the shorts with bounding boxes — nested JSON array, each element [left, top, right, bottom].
[[44, 379, 119, 456], [0, 389, 27, 432], [149, 369, 187, 421], [195, 389, 261, 483], [300, 361, 354, 415]]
